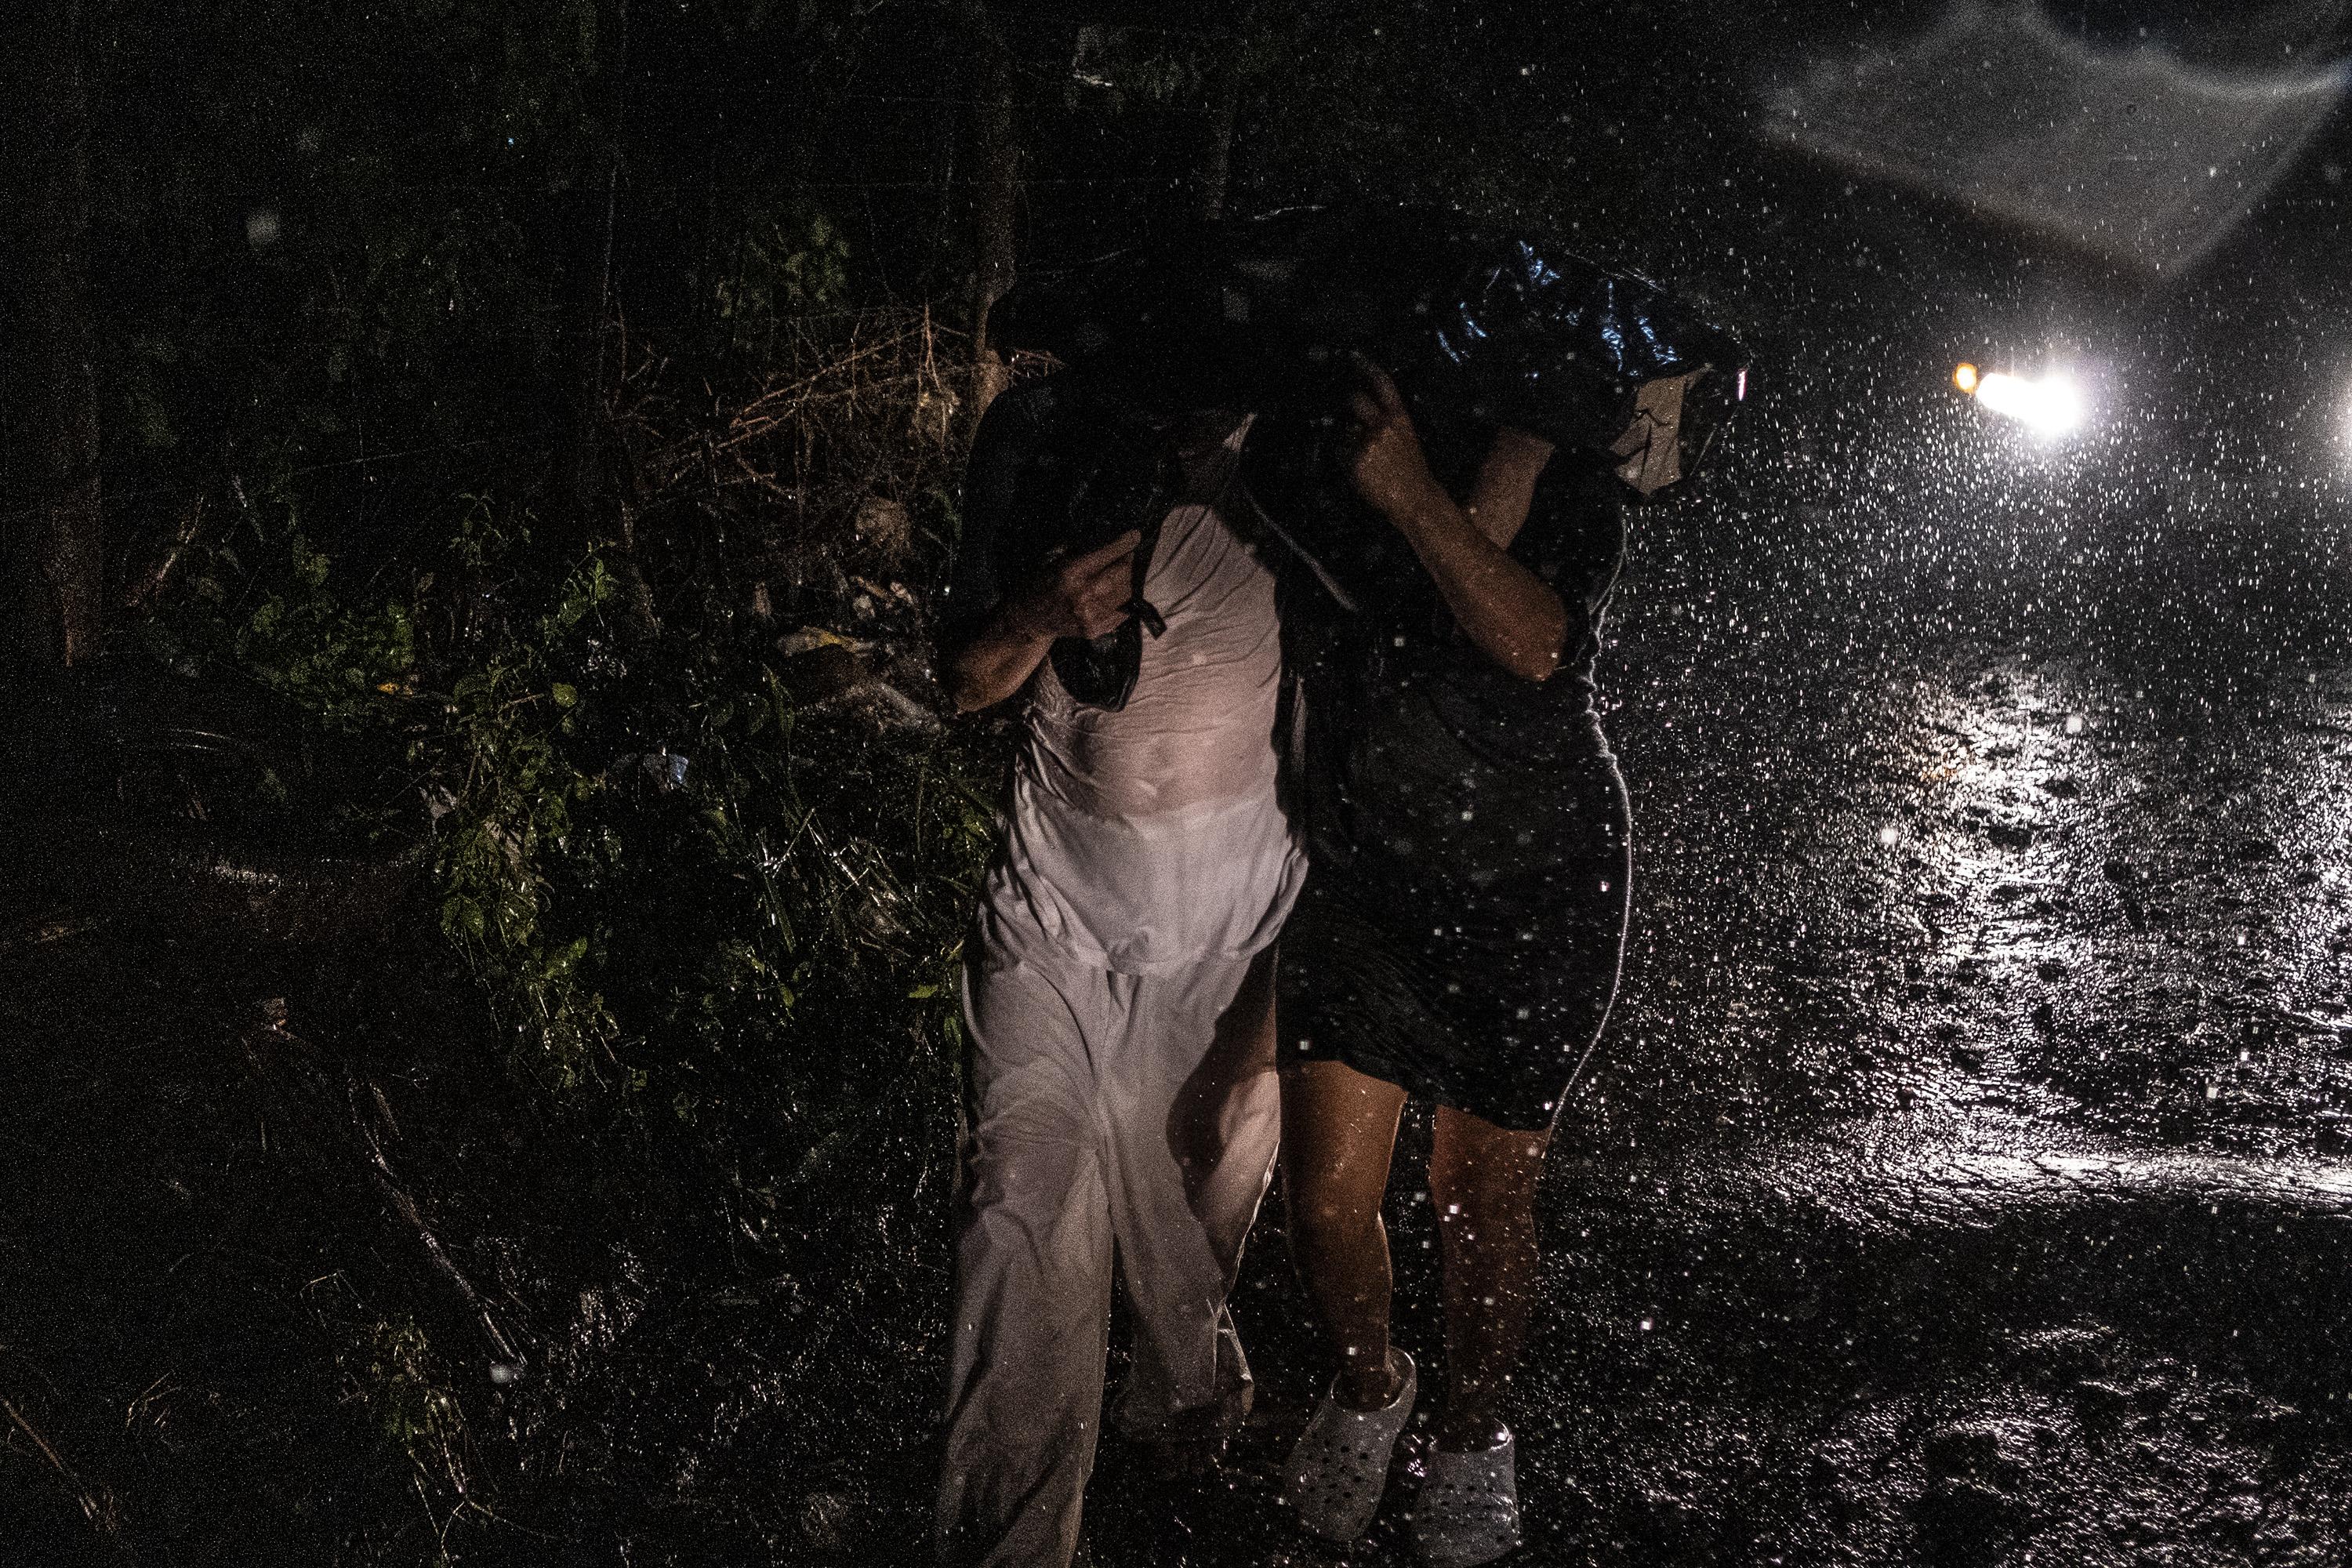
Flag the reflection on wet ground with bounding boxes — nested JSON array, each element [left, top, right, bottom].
[[1611, 641, 2352, 1160], [1080, 442, 2352, 1563]]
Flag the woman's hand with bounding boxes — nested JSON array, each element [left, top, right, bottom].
[[1336, 362, 1568, 683], [1344, 359, 1450, 525], [1465, 427, 1557, 549]]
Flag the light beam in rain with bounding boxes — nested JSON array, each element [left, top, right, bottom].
[[1763, 2, 2351, 276], [1953, 362, 2085, 439]]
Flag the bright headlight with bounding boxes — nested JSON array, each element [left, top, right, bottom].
[[1954, 362, 2085, 439]]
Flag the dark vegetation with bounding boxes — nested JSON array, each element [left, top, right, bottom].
[[0, 3, 1732, 1560]]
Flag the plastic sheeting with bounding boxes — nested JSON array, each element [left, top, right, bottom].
[[993, 205, 1749, 487], [1765, 1, 2350, 276], [979, 207, 1750, 706]]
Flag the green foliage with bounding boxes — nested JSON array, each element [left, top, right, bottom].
[[159, 481, 421, 729], [713, 205, 853, 358], [161, 481, 619, 1087], [234, 539, 422, 730], [430, 536, 622, 1093], [164, 340, 993, 1129], [347, 1316, 470, 1495]]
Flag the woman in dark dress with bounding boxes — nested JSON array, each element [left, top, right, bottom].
[[1271, 362, 1631, 1566]]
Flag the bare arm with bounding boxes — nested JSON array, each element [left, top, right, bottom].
[[1463, 426, 1559, 549], [942, 529, 1141, 713], [1345, 365, 1568, 683]]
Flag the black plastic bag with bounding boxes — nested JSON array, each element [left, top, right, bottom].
[[969, 205, 1750, 703], [993, 203, 1750, 491]]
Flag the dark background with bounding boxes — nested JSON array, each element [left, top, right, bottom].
[[5, 2, 2352, 1564]]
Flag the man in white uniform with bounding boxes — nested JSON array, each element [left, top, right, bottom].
[[933, 388, 1301, 1567]]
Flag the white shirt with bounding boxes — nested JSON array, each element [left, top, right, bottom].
[[982, 420, 1305, 975]]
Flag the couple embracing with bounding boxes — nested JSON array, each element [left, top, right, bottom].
[[930, 217, 1739, 1567]]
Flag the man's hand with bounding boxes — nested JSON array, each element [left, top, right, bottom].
[[1007, 529, 1142, 642], [1344, 359, 1449, 525], [943, 528, 1142, 713]]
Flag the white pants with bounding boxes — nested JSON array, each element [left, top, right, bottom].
[[935, 931, 1283, 1568]]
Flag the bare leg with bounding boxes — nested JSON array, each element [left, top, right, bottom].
[[1278, 1060, 1409, 1409], [1427, 1104, 1552, 1450], [1167, 944, 1281, 1288]]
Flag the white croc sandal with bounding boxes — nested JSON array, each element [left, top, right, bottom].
[[1412, 1428, 1522, 1567], [1283, 1348, 1417, 1542]]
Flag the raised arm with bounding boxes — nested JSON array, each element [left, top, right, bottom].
[[1463, 426, 1559, 550], [1343, 364, 1568, 683], [942, 530, 1141, 713]]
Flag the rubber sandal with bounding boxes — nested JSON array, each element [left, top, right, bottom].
[[1411, 1428, 1522, 1567], [1283, 1348, 1417, 1542]]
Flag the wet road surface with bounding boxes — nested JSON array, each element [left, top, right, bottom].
[[1071, 341, 2352, 1564]]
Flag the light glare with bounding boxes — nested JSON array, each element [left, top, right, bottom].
[[1958, 365, 2085, 439]]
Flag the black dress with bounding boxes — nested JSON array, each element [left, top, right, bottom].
[[1265, 442, 1632, 1133]]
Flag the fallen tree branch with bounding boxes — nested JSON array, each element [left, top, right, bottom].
[[2, 1392, 122, 1537], [344, 1069, 527, 1379]]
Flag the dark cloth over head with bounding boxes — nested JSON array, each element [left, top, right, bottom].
[[991, 202, 1750, 495], [965, 205, 1747, 712]]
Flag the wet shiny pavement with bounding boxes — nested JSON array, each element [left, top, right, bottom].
[[1083, 399, 2352, 1564]]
